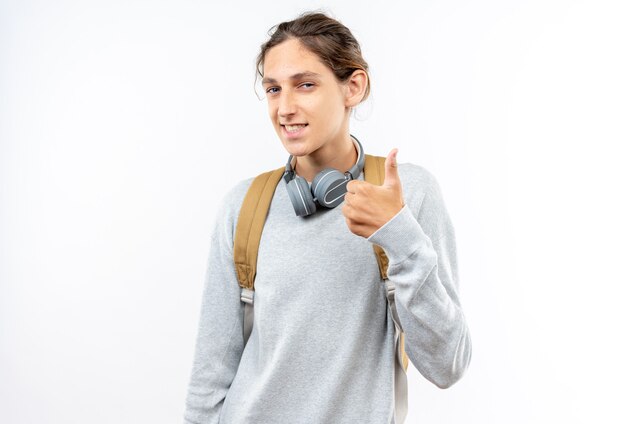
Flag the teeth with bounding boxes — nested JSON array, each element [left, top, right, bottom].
[[285, 124, 306, 132]]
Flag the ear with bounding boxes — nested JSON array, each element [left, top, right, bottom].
[[343, 69, 368, 108]]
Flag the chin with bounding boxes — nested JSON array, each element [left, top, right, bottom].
[[277, 136, 310, 157], [282, 145, 308, 158]]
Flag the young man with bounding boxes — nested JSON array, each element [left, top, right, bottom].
[[184, 12, 471, 424]]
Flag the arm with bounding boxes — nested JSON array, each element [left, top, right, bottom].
[[183, 189, 246, 423], [367, 172, 472, 389]]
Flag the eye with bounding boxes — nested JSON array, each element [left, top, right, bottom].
[[266, 87, 279, 94], [300, 83, 315, 89]]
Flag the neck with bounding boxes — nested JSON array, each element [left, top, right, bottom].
[[294, 135, 358, 183]]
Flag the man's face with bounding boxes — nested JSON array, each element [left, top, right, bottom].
[[261, 38, 350, 158]]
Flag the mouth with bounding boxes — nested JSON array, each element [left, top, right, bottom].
[[281, 123, 308, 138]]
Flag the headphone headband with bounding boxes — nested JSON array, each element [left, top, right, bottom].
[[283, 134, 365, 183]]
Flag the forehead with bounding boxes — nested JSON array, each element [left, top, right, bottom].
[[262, 38, 330, 82]]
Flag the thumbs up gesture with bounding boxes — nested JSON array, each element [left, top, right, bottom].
[[342, 148, 406, 238]]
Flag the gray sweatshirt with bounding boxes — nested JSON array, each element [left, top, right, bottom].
[[183, 162, 472, 424]]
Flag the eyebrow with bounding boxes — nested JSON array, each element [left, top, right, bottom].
[[261, 71, 322, 85]]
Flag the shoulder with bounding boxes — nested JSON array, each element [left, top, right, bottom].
[[396, 162, 442, 206], [222, 176, 255, 210], [206, 175, 257, 251], [396, 162, 454, 238], [215, 166, 285, 229], [397, 162, 439, 187], [216, 176, 256, 226]]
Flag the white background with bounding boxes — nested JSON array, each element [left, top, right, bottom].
[[2, 0, 625, 423]]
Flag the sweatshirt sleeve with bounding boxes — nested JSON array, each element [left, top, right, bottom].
[[183, 184, 248, 424], [367, 169, 472, 389]]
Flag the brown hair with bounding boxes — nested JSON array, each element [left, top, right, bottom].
[[255, 11, 371, 104]]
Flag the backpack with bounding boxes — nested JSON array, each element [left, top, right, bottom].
[[233, 153, 409, 422]]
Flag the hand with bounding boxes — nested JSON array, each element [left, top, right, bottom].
[[342, 148, 405, 238]]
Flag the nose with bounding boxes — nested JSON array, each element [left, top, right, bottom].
[[277, 88, 297, 118]]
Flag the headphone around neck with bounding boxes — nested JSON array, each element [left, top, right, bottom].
[[283, 134, 365, 217]]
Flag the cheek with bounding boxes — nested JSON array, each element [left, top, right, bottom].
[[318, 101, 344, 127], [306, 96, 338, 121], [321, 89, 346, 112], [267, 102, 278, 120]]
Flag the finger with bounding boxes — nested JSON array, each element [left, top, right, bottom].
[[383, 148, 400, 188], [346, 179, 368, 194]]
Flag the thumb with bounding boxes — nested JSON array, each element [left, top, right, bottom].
[[383, 148, 400, 188]]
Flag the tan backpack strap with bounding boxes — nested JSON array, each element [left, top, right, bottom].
[[399, 333, 409, 370], [364, 154, 390, 280], [234, 166, 285, 290], [364, 154, 386, 184]]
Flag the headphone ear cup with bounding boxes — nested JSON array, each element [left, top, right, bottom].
[[286, 176, 317, 217], [312, 169, 349, 208]]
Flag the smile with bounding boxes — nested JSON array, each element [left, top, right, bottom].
[[284, 124, 308, 132], [281, 124, 308, 138]]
